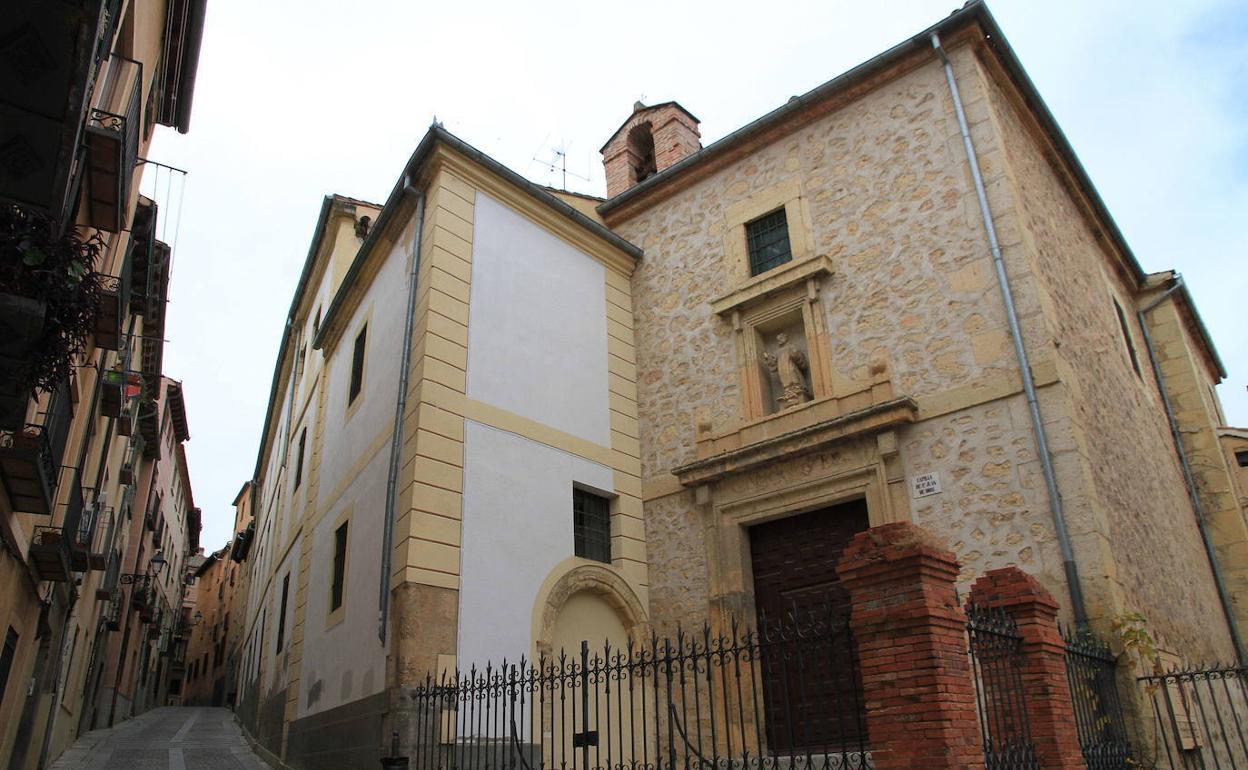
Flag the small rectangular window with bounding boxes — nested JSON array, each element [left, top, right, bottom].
[[573, 488, 612, 563], [746, 209, 793, 276], [294, 427, 307, 489], [275, 574, 290, 652], [349, 325, 367, 405], [1113, 299, 1142, 377], [1236, 451, 1248, 469], [0, 628, 18, 704], [331, 522, 348, 611]]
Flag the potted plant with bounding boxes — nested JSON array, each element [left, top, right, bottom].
[[0, 204, 104, 429]]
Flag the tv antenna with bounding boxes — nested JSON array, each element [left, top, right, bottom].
[[533, 140, 590, 190]]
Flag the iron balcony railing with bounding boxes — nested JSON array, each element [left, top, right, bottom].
[[83, 54, 142, 233], [0, 0, 119, 229], [94, 241, 133, 351], [0, 379, 73, 515], [28, 525, 74, 582]]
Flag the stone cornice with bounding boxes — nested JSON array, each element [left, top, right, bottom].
[[710, 254, 834, 317], [673, 394, 918, 487]]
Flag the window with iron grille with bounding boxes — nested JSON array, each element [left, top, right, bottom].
[[573, 488, 611, 563], [746, 208, 793, 276], [331, 522, 348, 611], [0, 628, 17, 705], [349, 325, 368, 405], [294, 427, 306, 489], [275, 574, 289, 652]]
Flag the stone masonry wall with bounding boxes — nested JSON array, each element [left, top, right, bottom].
[[980, 55, 1232, 659], [615, 45, 1065, 627], [619, 48, 1052, 482]]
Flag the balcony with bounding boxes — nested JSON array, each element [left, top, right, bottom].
[[94, 242, 132, 350], [100, 367, 141, 418], [131, 584, 156, 623], [96, 549, 119, 599], [0, 381, 72, 514], [104, 590, 123, 631], [28, 526, 72, 582], [118, 433, 142, 486], [154, 0, 208, 134], [61, 476, 91, 571], [81, 505, 112, 571], [0, 0, 121, 228], [127, 199, 157, 314], [0, 293, 46, 428], [229, 522, 254, 563], [83, 55, 141, 233]]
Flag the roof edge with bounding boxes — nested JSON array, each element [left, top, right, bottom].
[[311, 124, 642, 352], [597, 4, 984, 215]]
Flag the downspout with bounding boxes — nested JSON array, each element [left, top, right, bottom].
[[931, 33, 1089, 627], [378, 177, 426, 643], [1138, 276, 1246, 664]]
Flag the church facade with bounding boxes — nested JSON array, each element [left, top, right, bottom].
[[232, 3, 1248, 768]]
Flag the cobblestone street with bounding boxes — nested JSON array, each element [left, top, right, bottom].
[[48, 708, 269, 770]]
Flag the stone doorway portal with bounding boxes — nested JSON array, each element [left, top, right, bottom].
[[748, 499, 869, 753]]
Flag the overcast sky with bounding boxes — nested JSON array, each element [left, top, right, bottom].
[[145, 0, 1248, 552]]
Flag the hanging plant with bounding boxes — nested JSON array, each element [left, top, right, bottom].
[[0, 204, 106, 397]]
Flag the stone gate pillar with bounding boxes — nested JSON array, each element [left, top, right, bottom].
[[836, 522, 985, 770], [969, 567, 1085, 770]]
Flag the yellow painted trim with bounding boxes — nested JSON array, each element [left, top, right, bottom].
[[462, 398, 614, 469]]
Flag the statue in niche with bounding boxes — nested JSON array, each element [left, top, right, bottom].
[[763, 332, 811, 410]]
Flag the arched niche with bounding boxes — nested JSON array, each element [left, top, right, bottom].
[[532, 560, 649, 660], [627, 123, 657, 185]]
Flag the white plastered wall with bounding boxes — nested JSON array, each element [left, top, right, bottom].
[[293, 230, 411, 718], [458, 190, 624, 670], [459, 421, 613, 668], [466, 193, 610, 446]]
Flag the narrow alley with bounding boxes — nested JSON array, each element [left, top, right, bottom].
[[48, 708, 269, 770]]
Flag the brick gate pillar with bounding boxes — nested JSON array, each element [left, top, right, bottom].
[[969, 567, 1085, 770], [836, 522, 985, 770]]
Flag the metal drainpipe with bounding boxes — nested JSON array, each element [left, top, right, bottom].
[[931, 33, 1089, 627], [378, 179, 426, 643], [1138, 276, 1246, 664]]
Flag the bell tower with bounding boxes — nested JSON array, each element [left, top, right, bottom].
[[600, 101, 701, 197]]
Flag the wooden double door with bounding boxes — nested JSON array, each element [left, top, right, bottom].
[[748, 499, 869, 753]]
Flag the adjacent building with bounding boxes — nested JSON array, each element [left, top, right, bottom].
[[232, 3, 1247, 769], [235, 135, 645, 768], [0, 0, 206, 767], [182, 480, 254, 708]]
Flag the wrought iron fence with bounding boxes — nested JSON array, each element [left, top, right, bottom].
[[406, 605, 871, 770], [1062, 627, 1132, 770], [965, 603, 1040, 770], [1138, 664, 1248, 770]]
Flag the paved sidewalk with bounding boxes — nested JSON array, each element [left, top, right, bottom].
[[49, 707, 270, 770]]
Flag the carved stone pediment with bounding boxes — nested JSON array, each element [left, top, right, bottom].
[[673, 382, 917, 487]]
